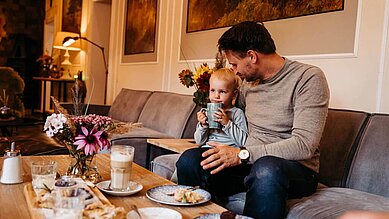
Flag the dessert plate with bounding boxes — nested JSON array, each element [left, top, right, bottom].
[[146, 185, 211, 206], [96, 180, 142, 196], [127, 207, 182, 219]]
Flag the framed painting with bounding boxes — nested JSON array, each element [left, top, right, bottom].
[[61, 0, 82, 33], [180, 0, 358, 60], [124, 0, 158, 55], [187, 0, 344, 33]]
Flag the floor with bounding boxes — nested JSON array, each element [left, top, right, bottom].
[[0, 111, 67, 156]]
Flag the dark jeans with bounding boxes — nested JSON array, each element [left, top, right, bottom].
[[176, 148, 318, 219]]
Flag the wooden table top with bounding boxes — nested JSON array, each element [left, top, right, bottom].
[[147, 139, 198, 153], [0, 154, 225, 219]]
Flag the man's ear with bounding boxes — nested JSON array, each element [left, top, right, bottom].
[[247, 50, 258, 63], [232, 89, 239, 106]]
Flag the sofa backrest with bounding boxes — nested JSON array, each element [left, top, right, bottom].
[[318, 108, 370, 187], [346, 114, 389, 197], [108, 88, 153, 122], [138, 91, 196, 138], [181, 105, 201, 139]]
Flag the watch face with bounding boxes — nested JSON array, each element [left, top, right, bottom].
[[239, 149, 250, 160]]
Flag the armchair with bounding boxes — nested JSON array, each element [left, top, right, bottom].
[[0, 67, 25, 117]]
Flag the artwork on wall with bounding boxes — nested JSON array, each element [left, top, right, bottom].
[[187, 0, 344, 33], [124, 0, 157, 55], [180, 0, 358, 60], [61, 0, 82, 33]]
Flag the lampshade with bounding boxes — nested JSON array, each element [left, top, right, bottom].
[[53, 31, 81, 51]]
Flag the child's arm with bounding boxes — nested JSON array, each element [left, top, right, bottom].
[[194, 111, 209, 145], [221, 109, 248, 147]]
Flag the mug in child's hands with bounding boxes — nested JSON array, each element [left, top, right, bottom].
[[203, 102, 223, 129]]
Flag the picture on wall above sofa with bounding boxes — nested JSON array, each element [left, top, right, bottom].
[[186, 0, 344, 33], [124, 0, 157, 55]]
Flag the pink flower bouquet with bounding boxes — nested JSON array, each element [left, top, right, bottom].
[[44, 113, 114, 179]]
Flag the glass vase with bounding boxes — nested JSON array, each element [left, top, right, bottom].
[[67, 154, 101, 183]]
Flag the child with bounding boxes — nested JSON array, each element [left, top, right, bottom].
[[195, 68, 248, 148], [171, 68, 248, 182]]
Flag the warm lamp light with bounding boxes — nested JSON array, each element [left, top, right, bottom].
[[53, 32, 81, 66], [63, 35, 108, 105]]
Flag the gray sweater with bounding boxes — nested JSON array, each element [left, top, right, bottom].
[[237, 58, 329, 172]]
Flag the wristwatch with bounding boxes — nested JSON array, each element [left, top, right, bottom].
[[238, 147, 250, 164]]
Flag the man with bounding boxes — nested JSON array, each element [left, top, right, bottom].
[[176, 21, 329, 219]]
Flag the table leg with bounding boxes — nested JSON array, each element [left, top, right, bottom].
[[42, 81, 47, 119], [58, 82, 62, 102], [146, 143, 152, 170], [64, 82, 68, 102]]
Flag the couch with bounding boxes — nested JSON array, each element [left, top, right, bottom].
[[65, 88, 199, 168], [151, 108, 389, 218]]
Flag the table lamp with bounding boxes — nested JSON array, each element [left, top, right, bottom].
[[63, 35, 108, 104], [53, 32, 81, 77]]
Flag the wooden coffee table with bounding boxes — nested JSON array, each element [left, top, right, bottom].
[[146, 139, 198, 168], [0, 154, 226, 219]]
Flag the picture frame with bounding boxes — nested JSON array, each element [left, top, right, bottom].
[[122, 0, 159, 63], [180, 0, 356, 61], [186, 0, 344, 33], [61, 0, 82, 33]]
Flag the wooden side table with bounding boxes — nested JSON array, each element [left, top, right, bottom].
[[146, 138, 198, 169], [32, 77, 74, 118]]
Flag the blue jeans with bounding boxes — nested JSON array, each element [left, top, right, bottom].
[[176, 148, 318, 219]]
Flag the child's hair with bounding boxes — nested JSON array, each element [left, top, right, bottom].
[[211, 68, 242, 90]]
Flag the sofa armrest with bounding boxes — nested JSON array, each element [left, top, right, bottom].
[[58, 102, 111, 116], [84, 104, 111, 115]]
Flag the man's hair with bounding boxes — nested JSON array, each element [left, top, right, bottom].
[[218, 21, 276, 57], [211, 68, 242, 90]]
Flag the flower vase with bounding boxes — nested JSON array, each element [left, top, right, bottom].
[[41, 64, 51, 77], [67, 154, 101, 183]]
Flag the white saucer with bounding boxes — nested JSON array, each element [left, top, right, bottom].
[[96, 180, 142, 196], [127, 207, 182, 219]]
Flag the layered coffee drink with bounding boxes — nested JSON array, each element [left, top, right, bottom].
[[110, 145, 134, 191]]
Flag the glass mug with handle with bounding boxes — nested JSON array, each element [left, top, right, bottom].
[[201, 102, 224, 129]]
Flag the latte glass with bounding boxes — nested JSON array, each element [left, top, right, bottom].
[[110, 145, 134, 191]]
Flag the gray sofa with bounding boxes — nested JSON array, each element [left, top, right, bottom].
[[151, 109, 389, 218], [69, 88, 199, 168]]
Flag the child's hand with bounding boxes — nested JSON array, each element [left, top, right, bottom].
[[214, 108, 229, 126], [197, 111, 208, 128]]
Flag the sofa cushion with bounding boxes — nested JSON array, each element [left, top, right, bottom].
[[318, 109, 370, 187], [286, 187, 389, 219], [150, 154, 180, 180], [138, 91, 196, 138], [108, 89, 152, 122], [346, 114, 389, 197]]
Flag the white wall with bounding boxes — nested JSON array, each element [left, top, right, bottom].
[[83, 0, 111, 105], [108, 0, 389, 113]]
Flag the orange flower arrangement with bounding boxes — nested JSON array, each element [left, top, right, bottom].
[[179, 63, 213, 108]]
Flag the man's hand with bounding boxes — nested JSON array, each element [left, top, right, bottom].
[[200, 142, 241, 174]]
